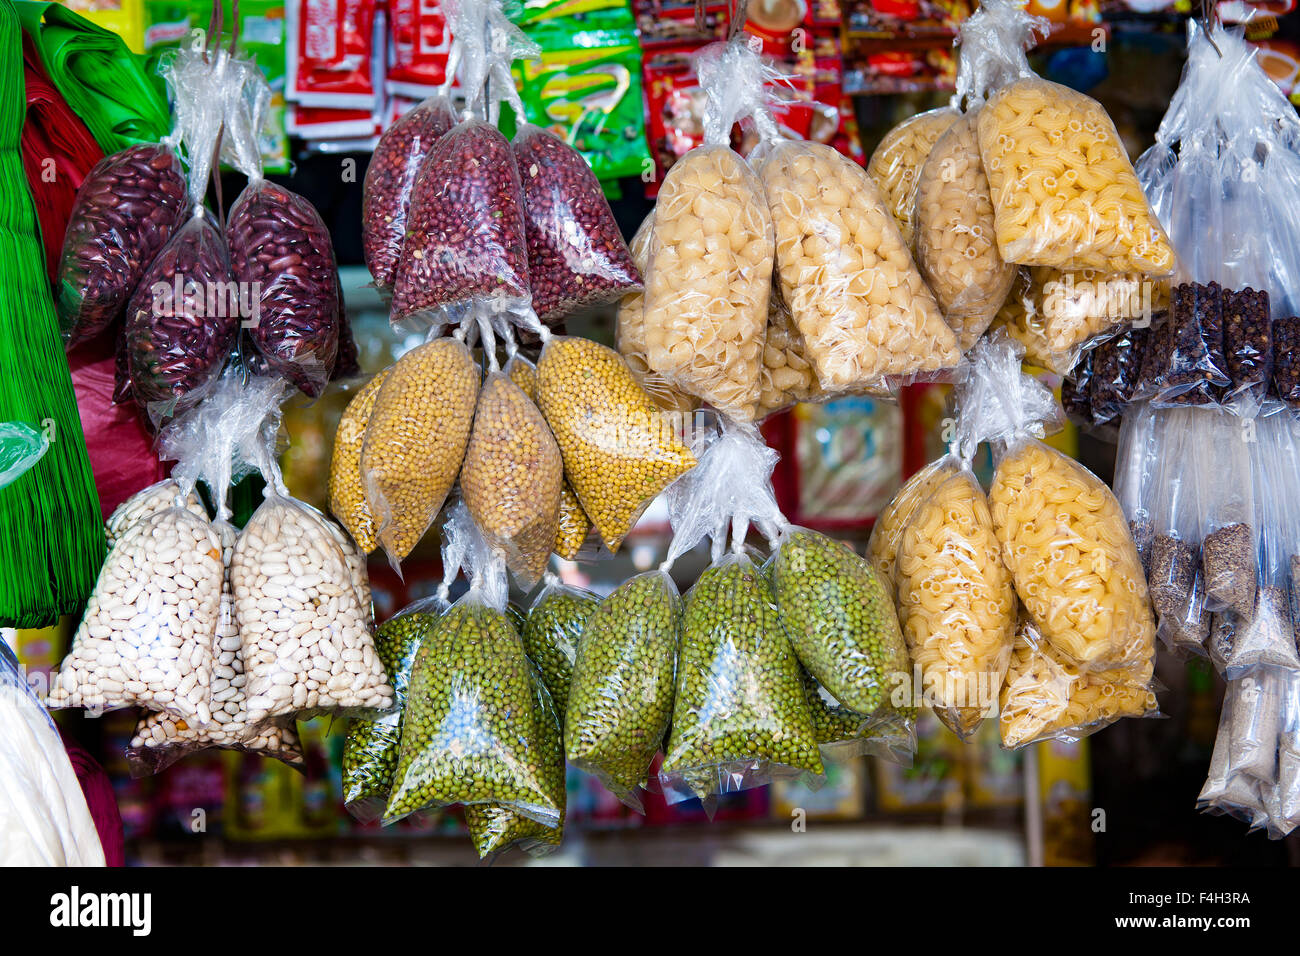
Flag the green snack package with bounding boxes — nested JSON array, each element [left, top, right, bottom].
[[513, 0, 632, 27], [509, 20, 649, 183], [564, 568, 679, 810], [660, 552, 824, 807], [523, 574, 599, 720], [341, 600, 445, 823], [801, 669, 916, 765], [770, 526, 911, 717], [463, 660, 567, 860]]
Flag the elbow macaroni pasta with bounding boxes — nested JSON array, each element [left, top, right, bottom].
[[615, 213, 697, 412], [867, 107, 960, 246], [989, 438, 1157, 673], [999, 615, 1158, 749], [641, 146, 774, 421], [896, 469, 1016, 738], [977, 78, 1174, 275], [867, 456, 957, 603], [757, 140, 961, 391], [914, 113, 1017, 351]]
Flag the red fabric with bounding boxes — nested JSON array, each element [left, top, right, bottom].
[[20, 34, 103, 284], [56, 725, 125, 867]]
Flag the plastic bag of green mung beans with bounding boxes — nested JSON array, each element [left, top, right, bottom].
[[342, 594, 447, 822], [660, 550, 823, 807], [800, 668, 916, 765], [383, 503, 565, 829], [523, 572, 599, 721], [564, 568, 679, 810]]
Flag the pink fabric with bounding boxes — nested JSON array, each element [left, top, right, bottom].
[[57, 725, 124, 867]]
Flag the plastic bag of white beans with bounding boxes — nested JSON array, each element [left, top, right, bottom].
[[49, 503, 223, 725], [105, 479, 206, 550]]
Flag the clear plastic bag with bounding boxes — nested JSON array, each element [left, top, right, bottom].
[[55, 142, 187, 348], [362, 95, 457, 291], [913, 112, 1016, 350], [1111, 402, 1160, 576], [1198, 685, 1267, 828], [1201, 411, 1257, 618], [328, 369, 393, 555], [535, 335, 696, 552], [104, 478, 205, 549], [971, 338, 1157, 679], [641, 41, 776, 420], [342, 597, 445, 822], [999, 613, 1159, 750], [1155, 281, 1229, 407], [801, 668, 916, 765], [1061, 350, 1095, 428], [522, 574, 599, 720], [757, 137, 959, 392], [1089, 322, 1150, 424], [1226, 669, 1285, 783], [564, 568, 679, 809], [866, 106, 959, 246], [461, 369, 563, 588], [865, 456, 953, 603], [384, 503, 564, 828], [361, 334, 480, 566], [895, 459, 1015, 738], [513, 123, 641, 323], [756, 284, 828, 419]]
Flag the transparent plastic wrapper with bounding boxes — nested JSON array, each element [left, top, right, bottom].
[[757, 137, 959, 392], [535, 335, 696, 552], [972, 339, 1157, 678], [226, 63, 340, 397], [866, 106, 959, 246], [770, 525, 910, 719], [329, 369, 392, 555], [969, 1, 1173, 275], [0, 422, 47, 490], [361, 335, 480, 566], [1089, 323, 1149, 423], [1274, 316, 1300, 409], [615, 213, 696, 412], [1198, 687, 1267, 828], [1146, 407, 1209, 654], [895, 457, 1015, 738], [342, 599, 445, 822], [661, 551, 824, 805], [1061, 352, 1094, 428], [1110, 402, 1160, 575], [1222, 288, 1272, 408], [104, 478, 205, 549], [801, 669, 915, 765], [999, 614, 1160, 749], [641, 41, 776, 420], [384, 504, 565, 828], [362, 95, 457, 291], [913, 113, 1016, 349], [523, 574, 598, 720], [122, 209, 237, 421], [1226, 669, 1285, 784], [756, 284, 829, 419], [56, 142, 187, 348], [1225, 415, 1300, 676], [1154, 281, 1229, 407], [514, 123, 641, 322], [865, 456, 952, 602], [564, 569, 679, 810], [1201, 411, 1257, 618], [232, 440, 393, 726], [461, 369, 563, 588], [48, 504, 222, 723]]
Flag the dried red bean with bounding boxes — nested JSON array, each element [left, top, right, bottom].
[[1162, 281, 1228, 406], [56, 144, 188, 347], [390, 122, 531, 326], [1090, 323, 1148, 423], [1222, 287, 1271, 404], [362, 97, 457, 290], [1273, 315, 1300, 408], [123, 211, 238, 416], [513, 126, 641, 324], [227, 182, 340, 397]]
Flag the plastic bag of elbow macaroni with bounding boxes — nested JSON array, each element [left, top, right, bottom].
[[640, 40, 775, 421], [384, 503, 565, 832], [866, 456, 953, 603], [969, 1, 1173, 276], [970, 337, 1158, 682], [867, 106, 959, 247]]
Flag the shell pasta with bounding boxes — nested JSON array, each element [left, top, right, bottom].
[[896, 469, 1016, 738], [977, 78, 1174, 276]]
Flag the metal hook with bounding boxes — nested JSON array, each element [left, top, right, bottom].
[[1200, 0, 1223, 57]]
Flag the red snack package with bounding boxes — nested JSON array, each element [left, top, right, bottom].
[[288, 0, 379, 109]]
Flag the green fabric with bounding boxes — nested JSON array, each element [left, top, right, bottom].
[[1, 0, 106, 627], [16, 0, 169, 154]]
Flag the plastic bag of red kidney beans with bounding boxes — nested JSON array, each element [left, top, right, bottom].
[[513, 124, 640, 324], [55, 141, 188, 349], [362, 95, 458, 291], [224, 63, 340, 397]]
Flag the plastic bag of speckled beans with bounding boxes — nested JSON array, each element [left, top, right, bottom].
[[362, 95, 458, 291], [513, 124, 640, 324], [56, 142, 188, 348]]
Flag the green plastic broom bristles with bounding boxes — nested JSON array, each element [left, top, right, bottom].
[[0, 0, 105, 628]]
